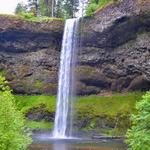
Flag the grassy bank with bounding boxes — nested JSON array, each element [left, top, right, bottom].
[[14, 92, 144, 135], [0, 14, 64, 22], [76, 92, 143, 116], [15, 95, 56, 113], [26, 121, 53, 130]]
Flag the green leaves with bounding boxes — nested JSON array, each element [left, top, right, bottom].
[[126, 91, 150, 150], [55, 0, 79, 18], [15, 2, 27, 15], [39, 0, 52, 17], [86, 0, 112, 16], [86, 3, 99, 16], [0, 76, 10, 91], [15, 0, 80, 19], [0, 76, 32, 150]]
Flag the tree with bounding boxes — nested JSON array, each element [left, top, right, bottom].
[[55, 0, 64, 18], [55, 0, 79, 18], [65, 0, 79, 18], [28, 0, 39, 16], [15, 0, 81, 18], [0, 76, 32, 150], [51, 0, 55, 17], [15, 2, 27, 14], [126, 91, 150, 150], [39, 0, 51, 16], [39, 0, 56, 17]]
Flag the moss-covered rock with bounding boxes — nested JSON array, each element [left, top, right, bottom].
[[15, 92, 143, 135]]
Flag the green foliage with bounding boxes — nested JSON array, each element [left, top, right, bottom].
[[39, 0, 52, 17], [18, 12, 64, 22], [74, 92, 143, 135], [55, 0, 64, 18], [15, 2, 27, 14], [15, 95, 56, 113], [0, 76, 9, 91], [55, 0, 79, 18], [86, 0, 112, 16], [86, 3, 99, 16], [0, 70, 7, 76], [15, 0, 79, 19], [15, 0, 52, 17], [0, 76, 32, 150], [15, 92, 143, 135], [126, 91, 150, 150], [28, 0, 38, 16], [33, 80, 44, 89], [26, 121, 53, 129], [18, 12, 35, 19], [15, 95, 55, 130], [76, 92, 143, 116], [15, 92, 143, 116]]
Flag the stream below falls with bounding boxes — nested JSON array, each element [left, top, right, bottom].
[[29, 135, 127, 150]]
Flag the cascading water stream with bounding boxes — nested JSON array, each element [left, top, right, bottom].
[[53, 18, 79, 138]]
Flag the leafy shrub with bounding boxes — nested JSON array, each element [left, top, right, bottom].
[[15, 2, 27, 15], [18, 12, 35, 19], [86, 3, 99, 16], [17, 12, 64, 22], [0, 76, 32, 150], [86, 0, 112, 16], [126, 91, 150, 150]]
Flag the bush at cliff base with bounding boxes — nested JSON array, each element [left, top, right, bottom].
[[126, 91, 150, 150], [0, 76, 32, 150]]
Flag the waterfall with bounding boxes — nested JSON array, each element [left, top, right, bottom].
[[53, 18, 79, 138], [76, 0, 89, 17]]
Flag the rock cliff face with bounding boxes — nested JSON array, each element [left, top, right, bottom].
[[77, 0, 150, 94], [0, 16, 64, 94], [0, 0, 150, 95]]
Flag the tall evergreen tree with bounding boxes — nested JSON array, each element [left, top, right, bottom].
[[55, 0, 64, 18], [15, 2, 27, 14], [28, 0, 39, 16], [15, 0, 81, 18], [39, 0, 51, 16], [56, 0, 79, 18], [38, 0, 56, 17]]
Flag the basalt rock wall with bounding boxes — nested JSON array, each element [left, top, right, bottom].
[[0, 16, 64, 94], [76, 0, 150, 95]]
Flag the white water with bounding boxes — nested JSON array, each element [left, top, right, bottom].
[[53, 18, 79, 138], [76, 0, 89, 17]]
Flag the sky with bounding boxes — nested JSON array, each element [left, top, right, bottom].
[[0, 0, 27, 14]]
